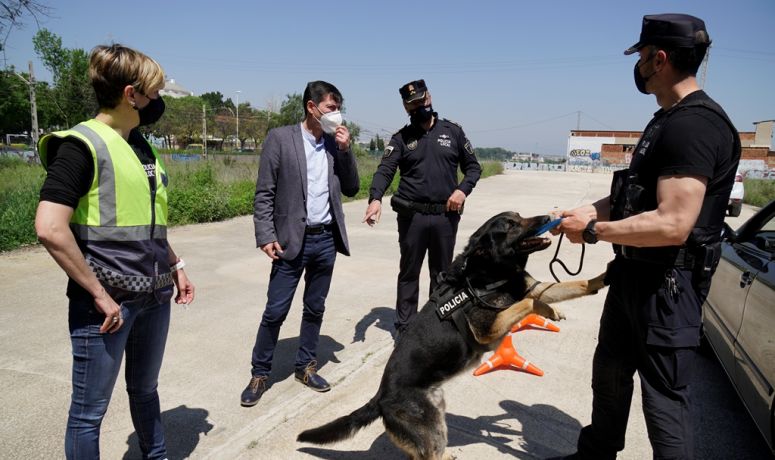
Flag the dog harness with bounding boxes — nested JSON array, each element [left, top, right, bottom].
[[431, 272, 511, 349]]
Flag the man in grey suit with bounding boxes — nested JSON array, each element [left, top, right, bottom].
[[241, 81, 359, 407]]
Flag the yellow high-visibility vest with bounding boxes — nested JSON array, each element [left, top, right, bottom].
[[39, 119, 173, 293]]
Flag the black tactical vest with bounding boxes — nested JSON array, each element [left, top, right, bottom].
[[610, 92, 741, 259]]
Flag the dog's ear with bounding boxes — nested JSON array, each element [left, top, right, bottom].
[[472, 226, 509, 258]]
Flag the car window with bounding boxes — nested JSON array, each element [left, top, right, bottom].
[[753, 212, 775, 254]]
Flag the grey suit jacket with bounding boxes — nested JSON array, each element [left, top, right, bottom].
[[253, 123, 360, 260]]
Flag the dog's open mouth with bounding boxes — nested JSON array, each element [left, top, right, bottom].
[[518, 236, 552, 252]]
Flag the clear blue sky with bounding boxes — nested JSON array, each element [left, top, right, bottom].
[[3, 0, 774, 155]]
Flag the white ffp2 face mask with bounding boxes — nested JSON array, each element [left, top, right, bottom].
[[319, 110, 343, 134]]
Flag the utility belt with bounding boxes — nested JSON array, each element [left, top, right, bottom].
[[617, 243, 722, 290], [390, 195, 450, 215], [618, 246, 696, 269]]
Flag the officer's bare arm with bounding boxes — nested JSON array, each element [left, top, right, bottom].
[[596, 175, 707, 247]]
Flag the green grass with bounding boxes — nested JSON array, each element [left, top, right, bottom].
[[743, 178, 775, 207], [1, 154, 502, 252], [0, 157, 46, 251]]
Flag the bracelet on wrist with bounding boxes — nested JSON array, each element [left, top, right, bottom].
[[171, 257, 186, 271]]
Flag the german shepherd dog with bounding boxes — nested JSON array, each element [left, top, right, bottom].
[[298, 212, 606, 459]]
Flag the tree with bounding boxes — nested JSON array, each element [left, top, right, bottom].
[[32, 28, 94, 127], [168, 96, 204, 147], [344, 120, 360, 145], [0, 0, 51, 66], [376, 134, 384, 150], [212, 106, 234, 150], [369, 138, 375, 152], [0, 66, 58, 139], [199, 91, 224, 110], [0, 67, 31, 137], [239, 105, 266, 150], [274, 93, 304, 128]]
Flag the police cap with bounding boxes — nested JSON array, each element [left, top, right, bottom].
[[399, 79, 428, 103], [624, 13, 711, 55]]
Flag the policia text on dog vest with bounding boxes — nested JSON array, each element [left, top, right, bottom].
[[39, 119, 174, 295]]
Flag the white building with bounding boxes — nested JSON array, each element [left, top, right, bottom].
[[160, 78, 194, 98]]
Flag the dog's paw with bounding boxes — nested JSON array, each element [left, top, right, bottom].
[[588, 271, 607, 293], [536, 300, 565, 321]]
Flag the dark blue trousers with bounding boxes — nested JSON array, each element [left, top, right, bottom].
[[395, 212, 460, 330], [250, 230, 336, 377], [575, 257, 704, 460]]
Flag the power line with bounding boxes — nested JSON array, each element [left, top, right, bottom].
[[468, 111, 578, 133]]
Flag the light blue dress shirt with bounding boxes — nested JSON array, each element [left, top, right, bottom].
[[300, 124, 332, 225]]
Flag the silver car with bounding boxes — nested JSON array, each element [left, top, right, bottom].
[[703, 199, 775, 453]]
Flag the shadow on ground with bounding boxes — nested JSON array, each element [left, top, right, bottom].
[[352, 306, 396, 343], [298, 399, 581, 459], [123, 405, 213, 459]]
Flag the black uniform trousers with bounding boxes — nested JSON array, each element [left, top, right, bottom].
[[395, 211, 460, 330], [576, 257, 704, 460]]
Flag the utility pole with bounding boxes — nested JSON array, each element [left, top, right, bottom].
[[15, 61, 40, 161], [235, 90, 241, 151], [202, 104, 208, 158], [28, 61, 39, 158]]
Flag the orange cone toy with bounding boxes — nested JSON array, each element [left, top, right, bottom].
[[473, 314, 559, 377], [511, 313, 561, 334]]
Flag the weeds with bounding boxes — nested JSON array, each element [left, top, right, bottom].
[[1, 155, 502, 252], [744, 179, 775, 208]]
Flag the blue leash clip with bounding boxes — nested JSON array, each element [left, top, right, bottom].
[[531, 217, 563, 236]]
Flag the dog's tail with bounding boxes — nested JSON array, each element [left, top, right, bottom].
[[297, 395, 381, 444]]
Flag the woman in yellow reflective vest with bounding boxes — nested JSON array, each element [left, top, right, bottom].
[[35, 44, 195, 460]]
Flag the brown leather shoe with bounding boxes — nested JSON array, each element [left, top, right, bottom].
[[294, 360, 330, 392], [240, 375, 268, 407]]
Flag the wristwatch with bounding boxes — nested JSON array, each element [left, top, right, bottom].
[[582, 220, 599, 244]]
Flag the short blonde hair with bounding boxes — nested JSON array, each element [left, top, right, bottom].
[[89, 44, 165, 109]]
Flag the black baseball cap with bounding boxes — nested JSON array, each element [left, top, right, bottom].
[[399, 79, 427, 103], [624, 14, 711, 55]]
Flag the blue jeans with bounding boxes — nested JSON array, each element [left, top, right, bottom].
[[250, 230, 336, 376], [66, 289, 172, 460]]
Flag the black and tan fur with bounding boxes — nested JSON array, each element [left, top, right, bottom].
[[298, 212, 606, 459]]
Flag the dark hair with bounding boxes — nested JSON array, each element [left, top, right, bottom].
[[302, 81, 343, 117], [664, 44, 709, 76]]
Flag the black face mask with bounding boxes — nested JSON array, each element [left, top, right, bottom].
[[409, 104, 434, 125], [633, 53, 657, 95], [135, 96, 166, 126]]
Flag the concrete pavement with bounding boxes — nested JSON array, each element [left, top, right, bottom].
[[0, 170, 769, 459]]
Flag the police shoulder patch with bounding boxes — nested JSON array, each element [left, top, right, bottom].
[[464, 139, 475, 156], [383, 145, 395, 158]]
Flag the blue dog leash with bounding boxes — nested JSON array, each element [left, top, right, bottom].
[[530, 218, 585, 283]]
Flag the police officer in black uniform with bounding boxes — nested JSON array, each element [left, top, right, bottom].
[[364, 79, 481, 336], [553, 14, 741, 460]]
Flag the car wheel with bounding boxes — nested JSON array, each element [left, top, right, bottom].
[[729, 202, 742, 217]]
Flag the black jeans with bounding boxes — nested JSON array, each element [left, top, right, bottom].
[[576, 258, 703, 460]]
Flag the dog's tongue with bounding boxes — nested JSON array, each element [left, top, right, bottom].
[[529, 218, 563, 237]]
